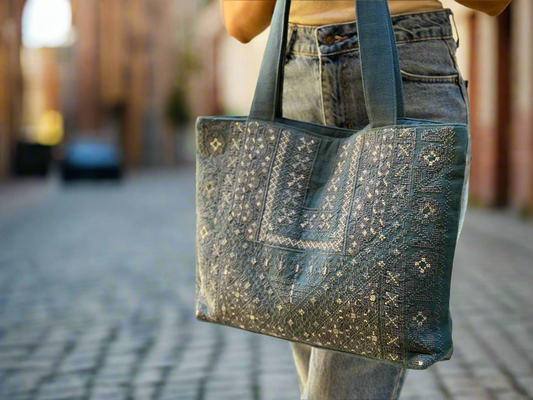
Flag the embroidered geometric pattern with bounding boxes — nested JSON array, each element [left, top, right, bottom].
[[195, 117, 467, 369]]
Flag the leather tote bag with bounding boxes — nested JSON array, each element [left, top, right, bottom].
[[195, 0, 468, 369]]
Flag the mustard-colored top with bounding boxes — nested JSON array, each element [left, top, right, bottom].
[[289, 1, 444, 26]]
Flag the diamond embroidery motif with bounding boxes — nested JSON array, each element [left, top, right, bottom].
[[413, 311, 427, 327], [417, 198, 440, 223], [210, 137, 223, 152], [424, 150, 439, 165], [415, 257, 431, 274], [419, 144, 445, 173]]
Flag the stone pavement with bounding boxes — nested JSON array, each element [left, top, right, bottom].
[[0, 169, 532, 400]]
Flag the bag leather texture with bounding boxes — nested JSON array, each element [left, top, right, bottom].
[[194, 0, 468, 370]]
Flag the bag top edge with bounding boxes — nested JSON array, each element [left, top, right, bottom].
[[196, 116, 468, 140]]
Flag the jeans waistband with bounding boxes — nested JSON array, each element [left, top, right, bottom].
[[287, 8, 455, 56]]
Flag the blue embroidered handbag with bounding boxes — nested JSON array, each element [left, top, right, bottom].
[[195, 0, 468, 369]]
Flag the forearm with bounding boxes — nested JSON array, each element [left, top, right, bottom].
[[455, 0, 512, 16], [220, 0, 276, 43]]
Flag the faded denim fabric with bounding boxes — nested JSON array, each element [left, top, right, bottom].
[[282, 8, 471, 400]]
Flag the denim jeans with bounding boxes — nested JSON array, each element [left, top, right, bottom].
[[282, 8, 471, 400]]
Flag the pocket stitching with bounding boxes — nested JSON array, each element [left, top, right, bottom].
[[400, 69, 459, 84]]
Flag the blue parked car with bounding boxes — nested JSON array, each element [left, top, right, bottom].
[[61, 137, 123, 181]]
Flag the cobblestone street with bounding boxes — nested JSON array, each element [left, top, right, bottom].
[[0, 169, 532, 400]]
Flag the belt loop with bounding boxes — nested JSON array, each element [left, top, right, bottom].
[[314, 26, 322, 56], [450, 11, 460, 48]]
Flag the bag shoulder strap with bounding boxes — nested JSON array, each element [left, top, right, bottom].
[[249, 0, 406, 128]]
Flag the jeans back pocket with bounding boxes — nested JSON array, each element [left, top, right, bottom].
[[397, 38, 467, 125]]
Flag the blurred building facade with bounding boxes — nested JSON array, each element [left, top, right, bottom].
[[0, 0, 197, 178], [466, 0, 533, 215], [70, 0, 196, 167], [0, 0, 25, 179]]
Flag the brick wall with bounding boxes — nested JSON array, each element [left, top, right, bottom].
[[0, 0, 25, 179], [467, 0, 533, 215], [509, 0, 533, 215], [71, 0, 196, 168]]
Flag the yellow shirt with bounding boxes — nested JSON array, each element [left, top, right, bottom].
[[289, 1, 444, 26]]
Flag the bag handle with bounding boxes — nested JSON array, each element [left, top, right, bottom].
[[249, 0, 406, 128]]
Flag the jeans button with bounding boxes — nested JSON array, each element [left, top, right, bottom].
[[323, 34, 335, 45]]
